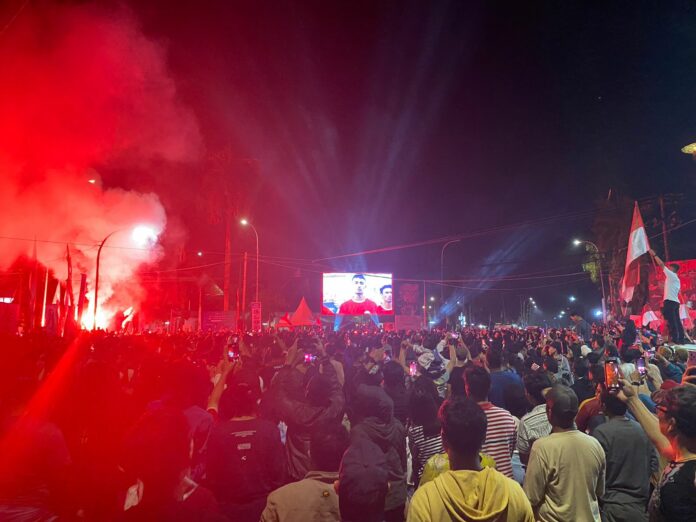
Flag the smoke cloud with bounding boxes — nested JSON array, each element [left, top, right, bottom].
[[0, 2, 201, 326]]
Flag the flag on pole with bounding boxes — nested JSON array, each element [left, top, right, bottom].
[[621, 201, 650, 302]]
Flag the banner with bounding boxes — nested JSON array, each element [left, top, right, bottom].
[[251, 301, 262, 331]]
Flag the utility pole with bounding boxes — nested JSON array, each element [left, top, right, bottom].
[[658, 195, 670, 262], [241, 252, 248, 329], [422, 281, 427, 330], [198, 285, 203, 332], [223, 208, 232, 312]]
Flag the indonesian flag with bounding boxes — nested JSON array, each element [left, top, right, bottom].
[[621, 201, 650, 302]]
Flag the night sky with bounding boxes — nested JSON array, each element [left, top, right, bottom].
[[9, 0, 696, 322]]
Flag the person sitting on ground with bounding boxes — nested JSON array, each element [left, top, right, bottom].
[[408, 397, 534, 522], [616, 381, 696, 522], [464, 366, 517, 479], [523, 385, 606, 522], [517, 371, 552, 466], [592, 391, 657, 522], [260, 421, 349, 522]]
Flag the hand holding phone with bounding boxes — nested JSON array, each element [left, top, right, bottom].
[[636, 357, 647, 379], [604, 358, 622, 390]]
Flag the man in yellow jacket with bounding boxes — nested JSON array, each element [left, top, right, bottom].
[[408, 398, 534, 522]]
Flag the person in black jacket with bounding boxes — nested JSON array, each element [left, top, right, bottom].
[[273, 339, 345, 481], [350, 384, 407, 522]]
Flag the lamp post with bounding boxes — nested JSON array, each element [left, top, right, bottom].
[[93, 226, 158, 331], [573, 239, 607, 323], [440, 239, 460, 327], [240, 219, 260, 303], [93, 231, 118, 331]]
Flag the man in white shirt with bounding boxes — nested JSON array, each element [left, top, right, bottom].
[[523, 385, 606, 522], [649, 249, 686, 344]]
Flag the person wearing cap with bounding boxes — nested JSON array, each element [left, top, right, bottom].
[[523, 385, 606, 522], [591, 391, 657, 521], [260, 421, 349, 522], [615, 380, 696, 521], [408, 398, 534, 522], [337, 435, 389, 522]]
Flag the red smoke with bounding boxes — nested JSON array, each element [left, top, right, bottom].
[[0, 2, 201, 326]]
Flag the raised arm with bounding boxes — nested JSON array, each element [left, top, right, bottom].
[[617, 379, 673, 460], [649, 249, 665, 269]]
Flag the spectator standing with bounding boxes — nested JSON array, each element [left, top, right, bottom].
[[517, 372, 552, 466], [383, 361, 409, 426], [206, 369, 286, 521], [273, 343, 345, 481], [408, 398, 534, 522], [351, 384, 407, 522], [523, 385, 606, 521], [618, 381, 696, 522], [487, 348, 523, 408], [260, 421, 349, 522], [337, 435, 389, 522], [570, 311, 592, 344], [118, 409, 225, 522], [571, 358, 596, 404], [592, 392, 656, 522], [464, 366, 517, 478], [407, 376, 443, 485]]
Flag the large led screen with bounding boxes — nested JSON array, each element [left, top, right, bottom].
[[322, 273, 393, 315]]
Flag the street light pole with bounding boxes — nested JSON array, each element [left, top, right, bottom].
[[440, 239, 460, 327], [576, 239, 607, 323], [93, 230, 118, 331], [241, 219, 260, 303]]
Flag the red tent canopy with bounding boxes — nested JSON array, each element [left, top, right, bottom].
[[290, 297, 317, 327]]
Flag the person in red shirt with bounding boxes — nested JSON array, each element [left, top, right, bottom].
[[338, 275, 378, 315], [376, 285, 394, 315]]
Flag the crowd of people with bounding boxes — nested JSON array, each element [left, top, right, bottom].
[[0, 317, 695, 521]]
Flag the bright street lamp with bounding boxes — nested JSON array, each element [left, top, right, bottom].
[[569, 296, 576, 302]]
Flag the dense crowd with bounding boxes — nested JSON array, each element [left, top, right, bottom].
[[0, 316, 695, 522]]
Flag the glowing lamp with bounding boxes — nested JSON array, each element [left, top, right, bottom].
[[573, 239, 582, 246], [131, 225, 158, 247], [240, 218, 249, 226]]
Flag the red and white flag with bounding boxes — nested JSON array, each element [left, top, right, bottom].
[[621, 201, 650, 301]]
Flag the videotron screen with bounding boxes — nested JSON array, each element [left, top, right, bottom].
[[322, 273, 393, 315]]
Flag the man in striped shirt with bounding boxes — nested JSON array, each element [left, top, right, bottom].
[[464, 366, 517, 478], [517, 371, 553, 465]]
